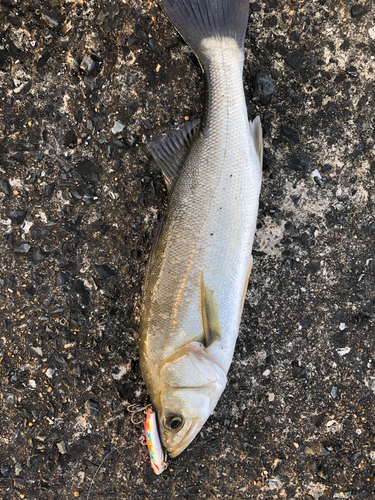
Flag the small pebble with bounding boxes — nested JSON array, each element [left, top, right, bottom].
[[14, 477, 26, 489], [285, 50, 304, 70], [15, 462, 23, 475], [57, 441, 67, 454], [253, 73, 276, 105], [85, 399, 99, 415], [81, 55, 95, 73], [1, 180, 11, 196], [318, 443, 330, 456], [351, 5, 369, 18], [8, 210, 27, 225], [42, 11, 62, 28], [95, 264, 117, 279], [1, 465, 9, 477], [282, 126, 300, 144], [112, 121, 125, 134], [46, 368, 55, 379], [15, 244, 31, 253], [336, 347, 351, 356]]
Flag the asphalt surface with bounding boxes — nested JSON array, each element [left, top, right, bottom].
[[0, 0, 374, 499]]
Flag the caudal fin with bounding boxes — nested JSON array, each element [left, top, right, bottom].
[[160, 0, 249, 63]]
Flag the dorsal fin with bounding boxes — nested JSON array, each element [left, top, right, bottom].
[[249, 116, 263, 167], [148, 118, 200, 191], [200, 274, 221, 348]]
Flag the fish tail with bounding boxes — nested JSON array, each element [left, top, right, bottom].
[[160, 0, 249, 65]]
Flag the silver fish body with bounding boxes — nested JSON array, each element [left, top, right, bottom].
[[139, 0, 262, 458]]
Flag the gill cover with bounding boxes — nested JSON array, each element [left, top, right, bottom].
[[158, 342, 227, 457]]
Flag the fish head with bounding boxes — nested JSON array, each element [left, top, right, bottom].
[[157, 342, 227, 457]]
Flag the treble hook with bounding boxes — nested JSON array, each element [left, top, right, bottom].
[[127, 403, 153, 424]]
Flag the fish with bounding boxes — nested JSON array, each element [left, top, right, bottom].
[[139, 0, 263, 459]]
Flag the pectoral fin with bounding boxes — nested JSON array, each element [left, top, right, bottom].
[[200, 275, 221, 347], [148, 118, 200, 191]]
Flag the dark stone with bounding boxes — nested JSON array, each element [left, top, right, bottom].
[[33, 229, 50, 239], [334, 309, 345, 320], [355, 492, 370, 499], [360, 311, 372, 318], [36, 50, 51, 69], [371, 161, 375, 175], [322, 164, 332, 172], [291, 95, 303, 105], [14, 477, 26, 489], [7, 13, 22, 26], [1, 180, 11, 196], [44, 184, 55, 198], [121, 45, 130, 58], [24, 285, 36, 298], [275, 105, 287, 115], [306, 261, 320, 273], [10, 152, 24, 164], [347, 66, 359, 77], [1, 465, 9, 476], [84, 77, 95, 91], [282, 127, 300, 143], [95, 264, 117, 279], [72, 279, 90, 304], [264, 0, 279, 8], [42, 11, 63, 28], [76, 159, 101, 182], [63, 129, 77, 148], [352, 143, 364, 158], [148, 38, 161, 53], [313, 413, 325, 427], [331, 331, 348, 348], [335, 73, 346, 84], [15, 243, 31, 253], [263, 15, 277, 28], [253, 73, 276, 105], [185, 485, 200, 495], [290, 152, 310, 171], [90, 220, 109, 234], [128, 36, 138, 46], [55, 271, 70, 286], [31, 248, 50, 263], [85, 399, 99, 415], [250, 2, 261, 11], [285, 50, 304, 70], [351, 5, 369, 18], [14, 243, 31, 253]]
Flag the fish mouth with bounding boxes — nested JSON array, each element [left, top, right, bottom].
[[164, 422, 203, 458]]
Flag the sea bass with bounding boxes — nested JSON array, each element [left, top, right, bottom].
[[139, 0, 262, 459]]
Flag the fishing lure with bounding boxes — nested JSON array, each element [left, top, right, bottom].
[[144, 408, 168, 475]]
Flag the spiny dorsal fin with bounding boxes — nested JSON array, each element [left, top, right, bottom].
[[200, 274, 221, 348], [249, 116, 263, 167], [148, 118, 200, 191]]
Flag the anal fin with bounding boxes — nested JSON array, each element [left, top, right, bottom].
[[249, 116, 263, 168], [200, 275, 221, 348]]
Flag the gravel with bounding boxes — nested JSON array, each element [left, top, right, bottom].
[[0, 0, 374, 499]]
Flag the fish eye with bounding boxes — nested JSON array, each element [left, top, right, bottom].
[[165, 415, 184, 431]]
